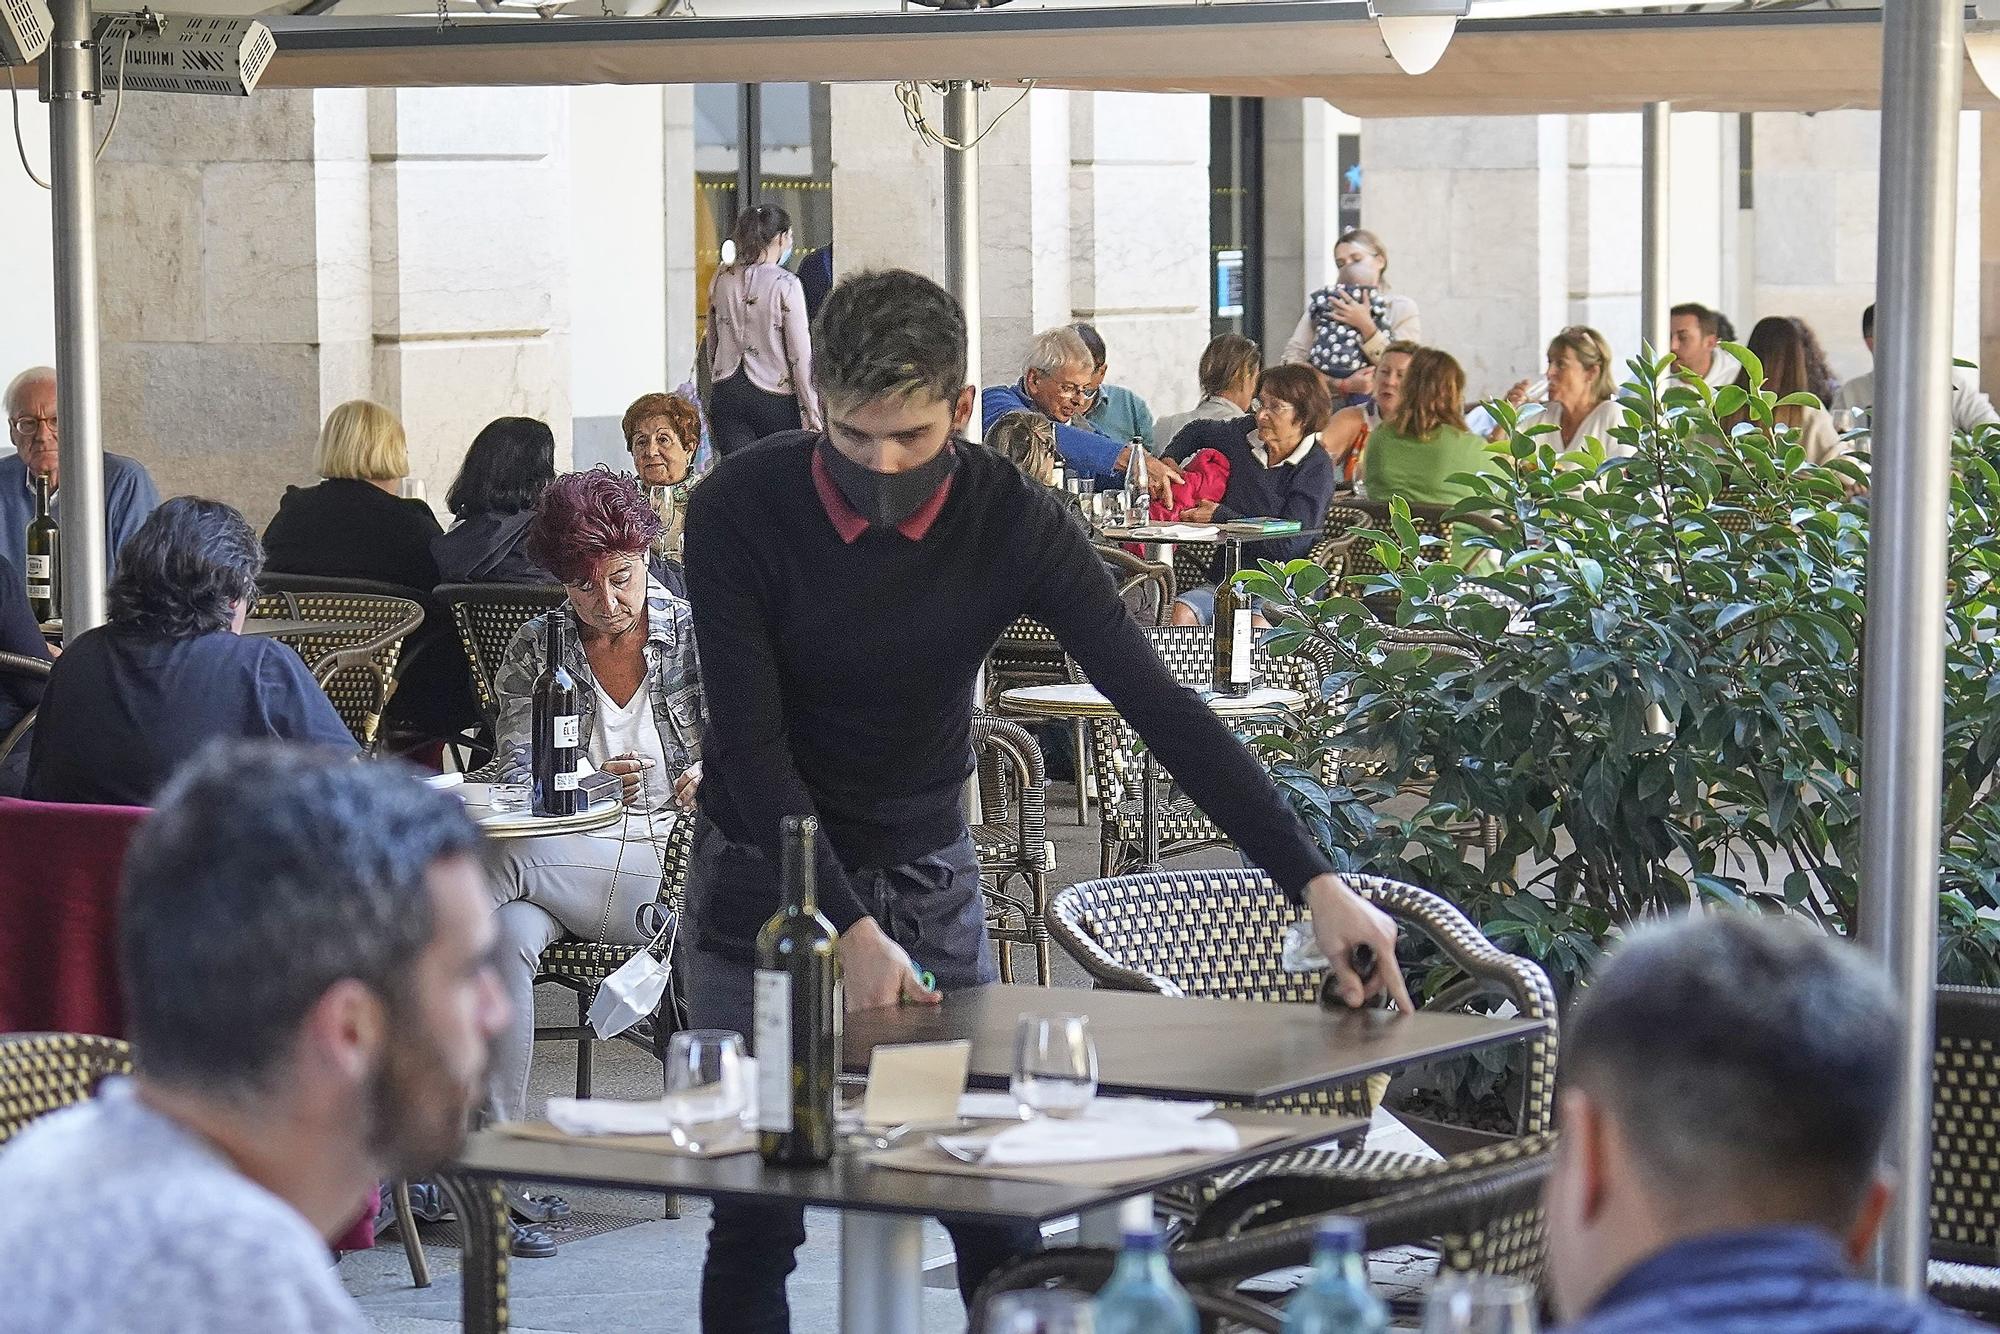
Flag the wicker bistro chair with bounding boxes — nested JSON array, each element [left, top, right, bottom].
[[439, 582, 565, 726], [972, 1132, 1556, 1332], [252, 578, 425, 755], [0, 650, 51, 773], [0, 1031, 132, 1145], [970, 715, 1054, 985], [1047, 869, 1558, 1238], [1928, 985, 2000, 1316], [1071, 623, 1321, 878], [532, 812, 696, 1100]]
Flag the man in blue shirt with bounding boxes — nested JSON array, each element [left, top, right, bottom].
[[1548, 914, 1980, 1334], [1, 367, 160, 587], [981, 326, 1180, 497]]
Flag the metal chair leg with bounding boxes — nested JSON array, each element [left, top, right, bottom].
[[391, 1179, 432, 1289], [1072, 719, 1091, 825], [575, 990, 593, 1099]]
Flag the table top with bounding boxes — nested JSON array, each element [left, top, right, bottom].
[[1100, 522, 1324, 544], [468, 792, 624, 839], [844, 984, 1546, 1105], [450, 1105, 1362, 1226], [998, 682, 1305, 721], [38, 617, 347, 640]]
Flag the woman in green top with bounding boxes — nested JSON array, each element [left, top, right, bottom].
[[1362, 347, 1504, 506]]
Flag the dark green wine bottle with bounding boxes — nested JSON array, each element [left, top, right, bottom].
[[1213, 539, 1252, 697], [755, 815, 841, 1166], [25, 473, 58, 625]]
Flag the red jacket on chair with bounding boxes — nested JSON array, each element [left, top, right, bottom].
[[1164, 448, 1232, 519], [0, 797, 147, 1038]]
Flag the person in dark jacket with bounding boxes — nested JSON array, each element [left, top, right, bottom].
[[1547, 915, 1981, 1334], [1166, 363, 1337, 626], [432, 417, 557, 585], [27, 498, 355, 806], [0, 553, 52, 796], [262, 400, 477, 747]]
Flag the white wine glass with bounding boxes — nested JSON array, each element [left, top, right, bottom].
[[981, 1287, 1094, 1333], [665, 1029, 750, 1153], [1420, 1273, 1538, 1334], [1011, 1013, 1098, 1120]]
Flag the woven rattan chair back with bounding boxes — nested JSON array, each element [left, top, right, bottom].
[[439, 583, 565, 721], [0, 1032, 132, 1145], [1048, 868, 1557, 1131], [1094, 544, 1175, 627], [0, 650, 50, 768], [1933, 986, 2000, 1263], [1172, 541, 1219, 596], [252, 577, 425, 752]]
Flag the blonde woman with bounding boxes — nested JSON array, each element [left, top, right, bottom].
[[1282, 228, 1424, 399], [1509, 327, 1626, 456], [263, 399, 479, 744]]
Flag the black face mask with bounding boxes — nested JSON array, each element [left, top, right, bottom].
[[819, 439, 960, 530]]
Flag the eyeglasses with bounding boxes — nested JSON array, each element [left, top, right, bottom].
[[8, 415, 56, 437]]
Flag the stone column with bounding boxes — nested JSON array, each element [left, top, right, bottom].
[[1261, 98, 1335, 365], [1069, 91, 1210, 418]]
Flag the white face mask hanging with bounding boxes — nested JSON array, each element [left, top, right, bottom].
[[588, 905, 678, 1039]]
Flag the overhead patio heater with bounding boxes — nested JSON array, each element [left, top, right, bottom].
[[93, 11, 274, 96]]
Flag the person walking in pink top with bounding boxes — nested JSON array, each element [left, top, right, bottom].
[[702, 204, 821, 456]]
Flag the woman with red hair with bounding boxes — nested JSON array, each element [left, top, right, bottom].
[[483, 469, 705, 1193]]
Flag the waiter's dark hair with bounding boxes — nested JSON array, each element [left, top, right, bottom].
[[813, 269, 969, 411], [108, 496, 262, 640]]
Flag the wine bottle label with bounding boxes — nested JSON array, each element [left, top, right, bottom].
[[553, 767, 580, 792], [1231, 608, 1254, 683], [553, 715, 580, 748], [753, 969, 793, 1133], [25, 556, 49, 580]]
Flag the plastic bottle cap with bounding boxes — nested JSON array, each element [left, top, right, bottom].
[[1316, 1216, 1364, 1251]]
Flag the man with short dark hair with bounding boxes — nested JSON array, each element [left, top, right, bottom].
[[0, 744, 510, 1332], [1668, 304, 1741, 389], [1074, 321, 1158, 450], [1547, 914, 1979, 1333], [1832, 302, 1999, 433], [686, 268, 1408, 1333]]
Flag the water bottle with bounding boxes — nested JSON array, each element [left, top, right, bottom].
[[1092, 1226, 1196, 1334], [1124, 438, 1151, 527], [1281, 1217, 1387, 1333]]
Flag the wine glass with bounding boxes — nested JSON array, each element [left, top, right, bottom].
[[1420, 1273, 1538, 1334], [1011, 1014, 1098, 1119], [664, 1029, 750, 1153], [981, 1287, 1094, 1333]]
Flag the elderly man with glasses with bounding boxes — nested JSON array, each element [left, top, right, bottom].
[[1, 367, 160, 590], [982, 327, 1181, 500]]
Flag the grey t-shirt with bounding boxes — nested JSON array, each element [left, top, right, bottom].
[[0, 1078, 370, 1334]]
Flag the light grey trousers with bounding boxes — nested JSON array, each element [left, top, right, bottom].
[[484, 828, 666, 1122]]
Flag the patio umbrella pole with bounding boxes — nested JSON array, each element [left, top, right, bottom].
[[1639, 100, 1669, 358], [46, 0, 107, 634], [1860, 0, 1962, 1293], [943, 79, 980, 389]]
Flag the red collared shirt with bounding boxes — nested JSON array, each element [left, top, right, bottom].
[[809, 444, 956, 544]]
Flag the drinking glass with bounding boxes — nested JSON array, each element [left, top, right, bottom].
[[486, 782, 530, 815], [981, 1287, 1094, 1334], [1420, 1273, 1538, 1334], [664, 1029, 751, 1153], [1011, 1013, 1098, 1119]]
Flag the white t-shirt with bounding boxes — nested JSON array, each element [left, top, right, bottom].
[[587, 667, 674, 842], [0, 1078, 371, 1334]]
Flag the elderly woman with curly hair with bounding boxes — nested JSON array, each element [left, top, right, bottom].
[[27, 497, 354, 805], [485, 469, 705, 1136], [623, 390, 704, 564]]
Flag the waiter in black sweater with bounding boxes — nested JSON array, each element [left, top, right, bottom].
[[683, 270, 1409, 1333]]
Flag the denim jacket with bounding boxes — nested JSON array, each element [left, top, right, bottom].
[[492, 575, 704, 784]]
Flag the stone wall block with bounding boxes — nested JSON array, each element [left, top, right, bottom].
[[371, 159, 562, 337], [97, 89, 316, 165], [201, 161, 321, 345], [95, 162, 203, 344]]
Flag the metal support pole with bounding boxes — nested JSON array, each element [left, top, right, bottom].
[[943, 80, 981, 389], [736, 82, 761, 214], [1639, 100, 1671, 359], [48, 0, 106, 635], [1862, 0, 1962, 1293]]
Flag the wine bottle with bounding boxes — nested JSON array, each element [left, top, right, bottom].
[[1212, 539, 1252, 697], [1280, 1217, 1388, 1333], [1092, 1225, 1197, 1334], [24, 473, 57, 625], [755, 815, 842, 1166], [530, 613, 581, 816]]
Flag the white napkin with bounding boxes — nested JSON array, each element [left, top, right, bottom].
[[543, 1058, 757, 1136], [941, 1097, 1236, 1166]]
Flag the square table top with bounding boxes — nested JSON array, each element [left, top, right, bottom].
[[843, 984, 1546, 1106], [450, 1106, 1362, 1227]]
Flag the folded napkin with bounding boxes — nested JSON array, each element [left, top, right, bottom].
[[544, 1060, 757, 1136], [941, 1097, 1236, 1166]]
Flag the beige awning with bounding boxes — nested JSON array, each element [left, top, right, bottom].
[[256, 3, 2000, 115]]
